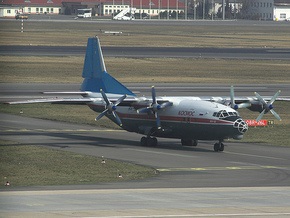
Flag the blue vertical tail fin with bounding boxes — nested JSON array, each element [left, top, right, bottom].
[[81, 37, 135, 96]]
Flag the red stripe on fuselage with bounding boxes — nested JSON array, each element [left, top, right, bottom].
[[120, 113, 233, 125], [88, 104, 233, 125]]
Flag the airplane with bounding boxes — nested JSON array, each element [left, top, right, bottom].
[[6, 37, 289, 152]]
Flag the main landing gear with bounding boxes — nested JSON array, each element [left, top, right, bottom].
[[140, 136, 158, 147], [214, 141, 224, 152]]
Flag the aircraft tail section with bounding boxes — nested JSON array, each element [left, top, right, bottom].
[[81, 37, 135, 96]]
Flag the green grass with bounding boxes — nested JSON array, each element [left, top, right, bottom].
[[0, 103, 118, 129], [1, 56, 290, 84], [0, 144, 157, 187], [1, 20, 290, 48]]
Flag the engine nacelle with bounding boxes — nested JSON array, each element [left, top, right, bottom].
[[247, 101, 264, 112]]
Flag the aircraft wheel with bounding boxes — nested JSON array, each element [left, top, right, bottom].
[[181, 139, 186, 146], [214, 142, 224, 152], [214, 143, 220, 152], [193, 140, 198, 147], [148, 137, 158, 147], [219, 143, 224, 152], [141, 136, 147, 146]]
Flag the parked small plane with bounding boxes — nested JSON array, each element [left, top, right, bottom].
[[7, 37, 288, 152]]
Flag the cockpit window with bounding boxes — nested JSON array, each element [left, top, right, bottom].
[[213, 110, 238, 119]]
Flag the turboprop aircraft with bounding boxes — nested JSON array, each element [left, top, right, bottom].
[[7, 37, 288, 152]]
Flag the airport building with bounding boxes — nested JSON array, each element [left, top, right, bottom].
[[0, 0, 62, 18], [246, 0, 290, 21], [0, 0, 289, 20]]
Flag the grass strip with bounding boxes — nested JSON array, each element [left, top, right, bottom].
[[0, 143, 157, 187], [1, 56, 290, 84], [1, 20, 290, 48]]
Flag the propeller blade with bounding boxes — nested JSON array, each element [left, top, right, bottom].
[[270, 109, 282, 121], [256, 109, 266, 122], [143, 86, 173, 129], [255, 90, 282, 121], [155, 112, 161, 129], [112, 111, 123, 126], [254, 92, 267, 106], [151, 86, 157, 104], [229, 86, 251, 109], [269, 90, 281, 105], [95, 109, 108, 121], [137, 107, 151, 114], [100, 89, 110, 105], [97, 90, 127, 126], [230, 85, 235, 108], [115, 94, 127, 106]]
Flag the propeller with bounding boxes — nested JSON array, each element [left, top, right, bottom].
[[137, 86, 172, 129], [95, 89, 127, 126], [230, 86, 251, 110], [255, 90, 281, 122]]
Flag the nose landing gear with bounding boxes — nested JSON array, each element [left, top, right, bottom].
[[214, 141, 224, 152]]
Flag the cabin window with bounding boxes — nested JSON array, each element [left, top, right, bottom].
[[213, 110, 238, 119]]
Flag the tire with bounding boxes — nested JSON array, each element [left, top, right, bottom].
[[214, 143, 220, 152], [141, 136, 147, 146], [147, 137, 158, 147], [219, 143, 224, 152]]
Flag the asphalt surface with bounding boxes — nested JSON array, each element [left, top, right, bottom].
[[1, 83, 290, 217], [1, 18, 290, 216], [1, 83, 290, 102], [1, 112, 290, 217], [2, 45, 290, 59]]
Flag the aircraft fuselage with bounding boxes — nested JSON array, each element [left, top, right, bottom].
[[88, 96, 248, 142]]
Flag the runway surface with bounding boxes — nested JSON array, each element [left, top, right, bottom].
[[1, 45, 290, 59], [1, 83, 290, 102]]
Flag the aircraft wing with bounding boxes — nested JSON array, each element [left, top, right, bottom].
[[6, 97, 94, 105]]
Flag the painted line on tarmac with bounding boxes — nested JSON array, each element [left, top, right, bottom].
[[157, 165, 289, 172], [85, 212, 290, 218], [124, 148, 198, 158]]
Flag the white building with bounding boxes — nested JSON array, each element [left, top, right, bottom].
[[0, 0, 61, 18], [274, 1, 290, 21], [248, 0, 290, 21], [102, 4, 130, 16]]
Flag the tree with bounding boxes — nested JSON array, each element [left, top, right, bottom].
[[238, 0, 253, 19]]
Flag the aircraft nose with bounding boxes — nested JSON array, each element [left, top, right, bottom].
[[233, 118, 248, 134]]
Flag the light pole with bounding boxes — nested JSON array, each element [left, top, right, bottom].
[[222, 0, 225, 20], [203, 0, 205, 19], [167, 0, 169, 20], [211, 0, 214, 20], [193, 0, 196, 20]]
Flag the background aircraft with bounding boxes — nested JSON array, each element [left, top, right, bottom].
[[7, 37, 289, 152]]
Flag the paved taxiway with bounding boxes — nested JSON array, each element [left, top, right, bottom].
[[1, 112, 290, 217]]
